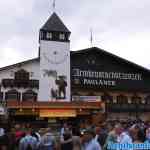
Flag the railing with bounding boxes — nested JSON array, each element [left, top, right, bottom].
[[106, 103, 150, 112], [2, 79, 39, 88]]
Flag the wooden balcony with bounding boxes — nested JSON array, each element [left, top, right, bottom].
[[6, 100, 102, 109], [2, 79, 39, 88]]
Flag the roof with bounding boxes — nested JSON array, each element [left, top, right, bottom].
[[0, 57, 39, 72], [0, 47, 150, 74], [71, 47, 150, 74], [41, 12, 70, 33]]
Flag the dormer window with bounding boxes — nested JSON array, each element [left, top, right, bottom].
[[59, 33, 65, 40], [46, 32, 52, 39]]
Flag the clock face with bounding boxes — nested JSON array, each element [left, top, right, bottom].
[[42, 49, 69, 64]]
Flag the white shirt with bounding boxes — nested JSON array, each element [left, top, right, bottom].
[[117, 132, 133, 150], [117, 132, 132, 144], [83, 139, 101, 150]]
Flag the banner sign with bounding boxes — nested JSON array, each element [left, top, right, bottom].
[[72, 68, 142, 87], [71, 68, 148, 91], [39, 109, 76, 117]]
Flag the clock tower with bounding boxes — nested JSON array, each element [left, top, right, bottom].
[[38, 12, 71, 101]]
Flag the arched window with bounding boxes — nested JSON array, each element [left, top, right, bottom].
[[22, 90, 37, 101], [101, 93, 113, 103], [5, 89, 20, 101], [116, 95, 128, 104], [131, 95, 142, 104], [145, 95, 150, 104]]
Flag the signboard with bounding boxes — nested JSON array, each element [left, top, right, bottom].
[[39, 109, 76, 117], [71, 67, 150, 91], [72, 96, 101, 102], [72, 68, 142, 87], [39, 41, 70, 101]]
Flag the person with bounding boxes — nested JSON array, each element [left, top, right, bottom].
[[115, 123, 132, 144], [103, 128, 117, 150], [61, 131, 73, 150], [0, 127, 9, 150], [145, 127, 150, 143], [55, 76, 67, 99], [115, 123, 133, 150], [19, 128, 38, 150], [0, 126, 4, 137], [129, 124, 145, 143], [72, 126, 82, 150], [40, 128, 56, 150], [7, 128, 16, 150], [15, 124, 25, 147], [94, 126, 108, 148], [31, 130, 41, 149], [144, 127, 150, 150], [129, 124, 145, 150], [60, 123, 70, 140], [0, 125, 5, 147], [82, 128, 101, 150]]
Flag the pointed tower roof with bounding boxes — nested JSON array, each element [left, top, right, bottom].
[[41, 12, 70, 33]]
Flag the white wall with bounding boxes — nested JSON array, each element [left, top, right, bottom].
[[0, 59, 40, 100]]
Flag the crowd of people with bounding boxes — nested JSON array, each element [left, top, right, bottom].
[[0, 120, 150, 150]]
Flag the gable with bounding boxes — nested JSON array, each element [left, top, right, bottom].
[[71, 47, 150, 92]]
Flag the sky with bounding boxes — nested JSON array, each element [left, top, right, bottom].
[[0, 0, 150, 69]]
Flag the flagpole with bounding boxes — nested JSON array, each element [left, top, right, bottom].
[[52, 0, 56, 12], [90, 28, 93, 47]]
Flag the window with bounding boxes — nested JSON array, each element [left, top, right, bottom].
[[15, 69, 29, 81], [59, 33, 65, 40], [29, 80, 39, 89], [2, 79, 14, 88], [46, 32, 52, 39], [22, 90, 37, 101], [116, 95, 128, 104], [145, 95, 150, 104], [131, 95, 141, 104], [5, 89, 20, 101], [101, 93, 113, 103]]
